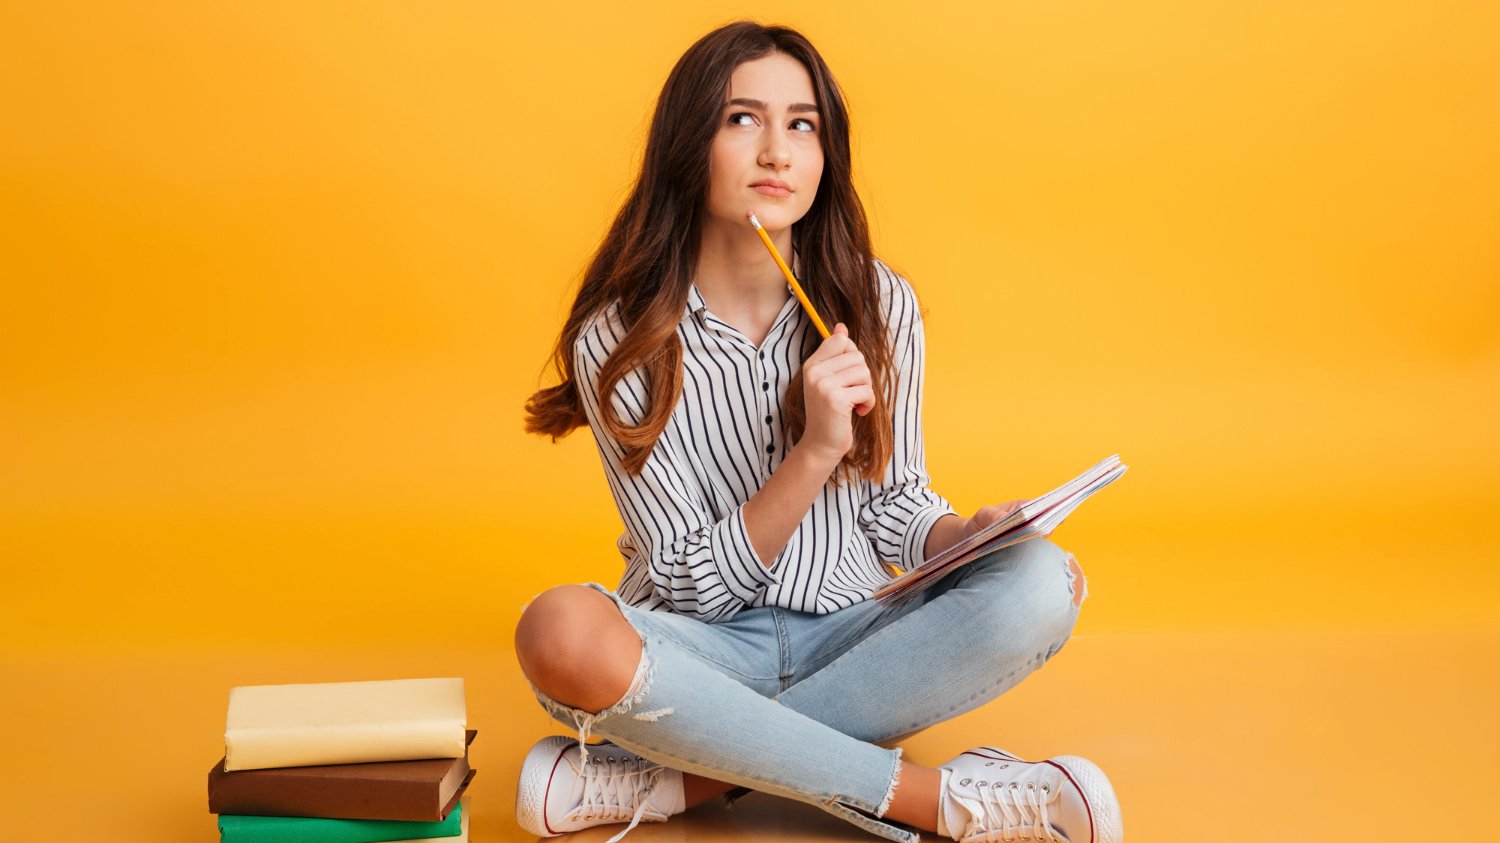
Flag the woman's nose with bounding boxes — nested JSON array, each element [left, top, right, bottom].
[[758, 129, 792, 169]]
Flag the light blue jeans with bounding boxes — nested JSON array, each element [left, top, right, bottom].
[[529, 537, 1086, 843]]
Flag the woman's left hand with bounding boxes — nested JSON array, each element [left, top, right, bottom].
[[962, 500, 1026, 539]]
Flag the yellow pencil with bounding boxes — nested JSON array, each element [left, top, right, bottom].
[[747, 211, 831, 339]]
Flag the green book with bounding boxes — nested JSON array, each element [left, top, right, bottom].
[[218, 799, 461, 843]]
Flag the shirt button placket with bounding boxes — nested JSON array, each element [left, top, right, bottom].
[[757, 350, 774, 468]]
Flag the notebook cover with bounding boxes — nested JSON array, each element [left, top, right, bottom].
[[217, 784, 467, 843], [224, 677, 466, 771], [209, 731, 476, 821]]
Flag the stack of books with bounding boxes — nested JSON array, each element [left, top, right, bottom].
[[208, 677, 476, 843]]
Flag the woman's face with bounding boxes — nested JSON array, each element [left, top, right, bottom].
[[704, 52, 825, 234]]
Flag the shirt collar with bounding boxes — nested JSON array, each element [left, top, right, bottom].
[[685, 281, 709, 318]]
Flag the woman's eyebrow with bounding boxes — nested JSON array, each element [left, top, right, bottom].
[[724, 97, 820, 114]]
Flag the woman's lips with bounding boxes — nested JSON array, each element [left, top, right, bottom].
[[751, 184, 793, 198]]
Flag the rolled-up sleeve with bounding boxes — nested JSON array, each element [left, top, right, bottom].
[[858, 266, 957, 572], [574, 327, 779, 622]]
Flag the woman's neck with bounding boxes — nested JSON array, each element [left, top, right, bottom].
[[694, 217, 794, 326]]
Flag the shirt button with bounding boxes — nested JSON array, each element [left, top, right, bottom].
[[766, 444, 775, 454], [759, 351, 765, 360], [765, 415, 773, 424], [762, 381, 769, 391]]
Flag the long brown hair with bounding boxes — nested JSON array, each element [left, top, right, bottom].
[[525, 20, 895, 484]]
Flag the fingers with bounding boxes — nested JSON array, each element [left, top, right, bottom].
[[805, 360, 871, 414], [818, 350, 869, 380], [806, 366, 874, 414], [842, 382, 876, 407], [807, 324, 868, 379], [813, 346, 870, 386], [806, 321, 874, 416], [809, 322, 857, 361], [970, 501, 1025, 529]]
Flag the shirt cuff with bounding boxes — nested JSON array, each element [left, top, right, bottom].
[[715, 502, 783, 599], [901, 503, 959, 572]]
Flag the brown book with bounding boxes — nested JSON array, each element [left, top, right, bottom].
[[208, 730, 476, 821]]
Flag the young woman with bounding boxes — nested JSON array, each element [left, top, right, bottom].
[[514, 20, 1122, 843]]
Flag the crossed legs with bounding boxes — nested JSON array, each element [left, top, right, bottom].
[[514, 540, 1084, 835]]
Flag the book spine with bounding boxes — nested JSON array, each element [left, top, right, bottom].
[[217, 802, 461, 843], [224, 720, 465, 772], [209, 771, 447, 822]]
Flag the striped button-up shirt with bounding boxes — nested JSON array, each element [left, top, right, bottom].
[[573, 258, 955, 622]]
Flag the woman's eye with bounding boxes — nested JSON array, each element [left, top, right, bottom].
[[726, 112, 817, 133]]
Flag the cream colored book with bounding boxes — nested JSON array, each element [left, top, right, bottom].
[[224, 677, 467, 772]]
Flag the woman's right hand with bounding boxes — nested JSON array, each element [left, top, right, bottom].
[[799, 322, 875, 462]]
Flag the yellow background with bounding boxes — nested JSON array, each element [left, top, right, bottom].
[[2, 2, 1497, 841]]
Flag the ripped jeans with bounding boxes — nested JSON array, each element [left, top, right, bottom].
[[528, 537, 1086, 843]]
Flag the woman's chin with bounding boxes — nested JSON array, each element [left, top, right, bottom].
[[744, 208, 802, 233]]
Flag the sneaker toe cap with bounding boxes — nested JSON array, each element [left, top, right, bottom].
[[1049, 755, 1123, 843]]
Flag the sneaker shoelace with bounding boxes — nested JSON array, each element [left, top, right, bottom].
[[951, 778, 1062, 843], [570, 753, 669, 843]]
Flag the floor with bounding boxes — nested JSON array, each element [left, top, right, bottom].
[[3, 628, 1495, 842]]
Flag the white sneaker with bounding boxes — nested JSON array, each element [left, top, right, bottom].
[[938, 746, 1123, 843], [516, 736, 685, 842]]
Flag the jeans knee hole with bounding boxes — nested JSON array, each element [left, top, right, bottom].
[[1064, 553, 1087, 608]]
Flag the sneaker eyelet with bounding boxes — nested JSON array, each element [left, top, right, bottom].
[[977, 780, 987, 787], [1001, 763, 1010, 768], [985, 762, 995, 766], [960, 778, 972, 786]]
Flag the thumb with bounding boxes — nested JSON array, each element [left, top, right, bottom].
[[833, 322, 847, 336]]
